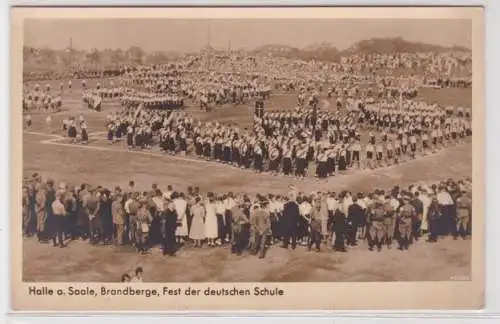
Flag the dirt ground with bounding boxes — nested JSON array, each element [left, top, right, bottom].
[[21, 80, 473, 282]]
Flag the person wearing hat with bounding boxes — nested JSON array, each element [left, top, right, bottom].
[[410, 192, 424, 241], [86, 187, 102, 245], [230, 199, 250, 255], [136, 197, 153, 254], [61, 184, 77, 240], [332, 195, 347, 252], [398, 195, 416, 251], [455, 190, 472, 240], [381, 195, 396, 249], [308, 200, 324, 252], [160, 197, 179, 256], [34, 181, 51, 242], [249, 200, 271, 259], [112, 190, 126, 245], [74, 183, 88, 239], [281, 193, 300, 249], [426, 194, 442, 242], [22, 186, 32, 236], [97, 187, 112, 244], [366, 193, 386, 252]]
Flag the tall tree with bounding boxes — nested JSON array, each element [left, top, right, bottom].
[[147, 51, 169, 65], [127, 46, 144, 65], [39, 47, 56, 66], [86, 48, 101, 70], [111, 48, 125, 69]]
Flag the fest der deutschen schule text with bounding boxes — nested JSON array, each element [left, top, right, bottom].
[[29, 285, 286, 298]]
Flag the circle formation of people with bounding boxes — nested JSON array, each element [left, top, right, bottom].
[[101, 96, 471, 179], [92, 51, 472, 180]]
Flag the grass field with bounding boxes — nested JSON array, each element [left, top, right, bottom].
[[22, 78, 473, 282]]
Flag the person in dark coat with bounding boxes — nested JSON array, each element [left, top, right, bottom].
[[81, 122, 89, 144], [44, 180, 56, 242], [281, 196, 300, 249], [100, 189, 113, 244], [68, 118, 77, 142], [63, 186, 77, 240], [162, 199, 178, 256], [86, 188, 102, 245], [231, 202, 249, 255], [333, 203, 347, 252], [426, 196, 442, 242], [76, 184, 90, 240], [346, 197, 365, 246]]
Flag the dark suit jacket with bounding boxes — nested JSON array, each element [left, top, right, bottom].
[[333, 209, 346, 233], [282, 201, 300, 228], [347, 203, 365, 225]]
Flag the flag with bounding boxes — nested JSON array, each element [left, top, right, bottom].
[[164, 110, 177, 126], [399, 88, 403, 112], [311, 103, 318, 131], [93, 96, 102, 111], [134, 104, 143, 118]]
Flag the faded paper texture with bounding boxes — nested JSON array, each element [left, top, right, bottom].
[[11, 7, 484, 311]]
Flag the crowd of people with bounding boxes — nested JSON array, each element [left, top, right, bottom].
[[22, 83, 63, 113], [75, 51, 470, 181], [22, 174, 472, 258], [22, 48, 472, 115], [101, 92, 471, 179], [22, 48, 473, 184], [22, 48, 474, 281], [124, 65, 273, 109], [23, 65, 136, 82]]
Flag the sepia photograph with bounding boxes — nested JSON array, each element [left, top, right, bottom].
[[11, 7, 485, 311]]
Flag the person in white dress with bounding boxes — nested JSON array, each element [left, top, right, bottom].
[[418, 188, 431, 233], [215, 196, 226, 245], [173, 192, 188, 244], [189, 197, 206, 247], [204, 196, 218, 247]]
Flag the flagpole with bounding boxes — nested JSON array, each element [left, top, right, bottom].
[[68, 37, 73, 72], [399, 86, 403, 112]]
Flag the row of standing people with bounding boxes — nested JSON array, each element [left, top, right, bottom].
[[23, 175, 472, 257]]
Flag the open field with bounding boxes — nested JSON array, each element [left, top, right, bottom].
[[22, 79, 473, 282], [23, 235, 471, 282]]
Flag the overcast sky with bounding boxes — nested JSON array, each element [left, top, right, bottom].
[[24, 19, 472, 52]]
